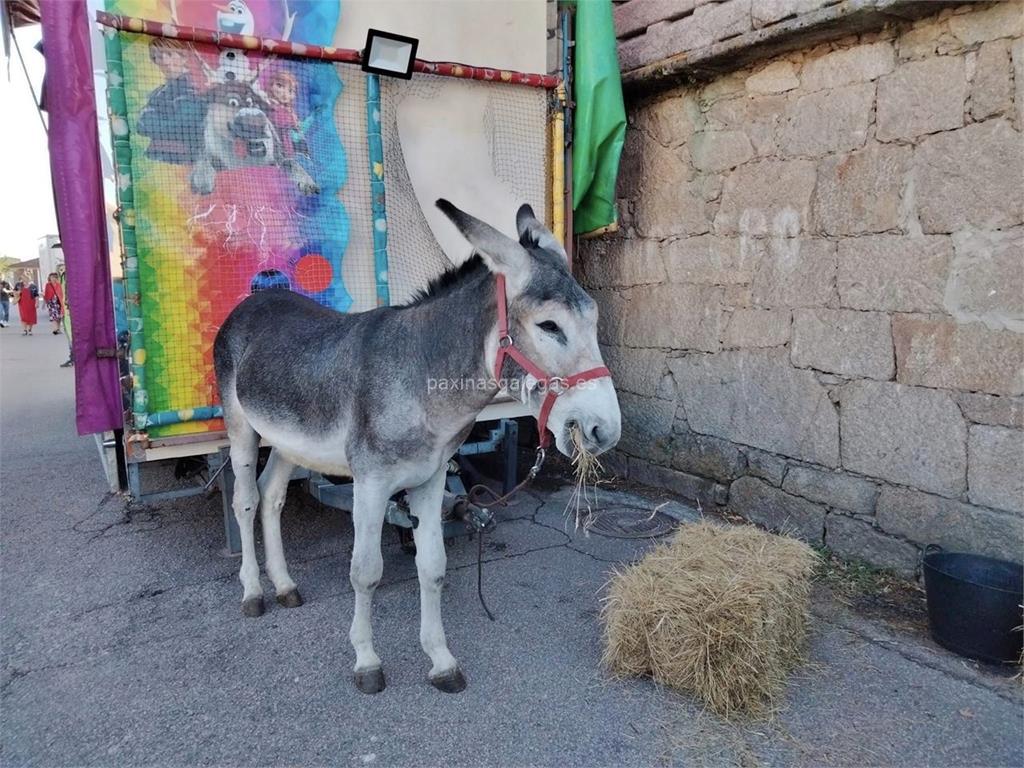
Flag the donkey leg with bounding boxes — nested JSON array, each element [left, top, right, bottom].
[[228, 423, 263, 617], [258, 449, 302, 608], [407, 467, 465, 693], [349, 478, 388, 694]]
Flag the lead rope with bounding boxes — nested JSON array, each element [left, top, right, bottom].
[[476, 531, 493, 621], [461, 447, 547, 621]]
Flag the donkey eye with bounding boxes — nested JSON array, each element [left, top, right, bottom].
[[537, 320, 561, 335], [227, 96, 240, 107]]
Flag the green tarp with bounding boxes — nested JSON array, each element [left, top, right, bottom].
[[571, 0, 626, 235]]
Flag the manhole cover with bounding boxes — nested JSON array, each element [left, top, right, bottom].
[[587, 505, 677, 539]]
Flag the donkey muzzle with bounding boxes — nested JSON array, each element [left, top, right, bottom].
[[573, 414, 621, 456]]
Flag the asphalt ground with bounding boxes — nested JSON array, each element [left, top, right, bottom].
[[2, 316, 1022, 767]]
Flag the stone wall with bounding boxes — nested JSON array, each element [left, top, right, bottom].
[[614, 0, 961, 87], [582, 2, 1024, 574]]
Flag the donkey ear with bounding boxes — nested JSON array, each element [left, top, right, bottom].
[[516, 204, 567, 262], [435, 199, 530, 280]]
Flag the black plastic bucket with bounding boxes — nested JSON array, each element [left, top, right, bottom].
[[922, 546, 1023, 665]]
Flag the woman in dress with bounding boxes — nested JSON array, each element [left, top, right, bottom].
[[15, 275, 38, 335], [43, 272, 65, 334]]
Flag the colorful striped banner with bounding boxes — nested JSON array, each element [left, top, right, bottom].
[[103, 26, 149, 431]]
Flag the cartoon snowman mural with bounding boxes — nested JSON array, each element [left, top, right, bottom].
[[212, 0, 297, 42], [214, 0, 255, 35]]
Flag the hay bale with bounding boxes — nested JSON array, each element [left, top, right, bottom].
[[601, 522, 819, 718]]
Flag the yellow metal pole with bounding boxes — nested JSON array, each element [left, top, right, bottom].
[[551, 83, 566, 247]]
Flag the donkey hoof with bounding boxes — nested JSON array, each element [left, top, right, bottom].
[[354, 667, 386, 695], [429, 667, 467, 694], [241, 597, 265, 618], [276, 589, 304, 608]]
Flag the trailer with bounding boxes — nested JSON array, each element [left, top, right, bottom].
[[20, 0, 622, 553], [83, 0, 578, 551]]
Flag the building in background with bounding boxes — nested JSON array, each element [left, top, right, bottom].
[[37, 233, 61, 278]]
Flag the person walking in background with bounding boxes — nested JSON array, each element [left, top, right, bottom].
[[43, 272, 65, 335], [0, 280, 11, 328], [58, 264, 73, 367], [15, 275, 38, 335]]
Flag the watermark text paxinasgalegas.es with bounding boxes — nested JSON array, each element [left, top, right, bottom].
[[427, 377, 517, 393], [426, 377, 600, 393]]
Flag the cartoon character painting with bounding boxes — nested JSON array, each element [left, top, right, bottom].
[[209, 48, 259, 84], [136, 38, 205, 164], [215, 0, 255, 34], [189, 79, 319, 196], [109, 0, 350, 436], [266, 70, 312, 157], [136, 8, 319, 196]]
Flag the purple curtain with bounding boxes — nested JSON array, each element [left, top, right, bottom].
[[40, 0, 123, 435]]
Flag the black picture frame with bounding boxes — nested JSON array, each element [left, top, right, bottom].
[[360, 28, 419, 80]]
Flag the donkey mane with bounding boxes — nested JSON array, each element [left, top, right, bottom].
[[402, 254, 489, 307]]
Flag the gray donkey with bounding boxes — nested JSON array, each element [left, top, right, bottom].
[[213, 199, 621, 694]]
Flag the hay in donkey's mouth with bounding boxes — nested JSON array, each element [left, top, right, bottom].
[[565, 424, 603, 530], [601, 521, 819, 718]]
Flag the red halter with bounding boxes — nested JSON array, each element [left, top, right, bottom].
[[492, 274, 611, 449]]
